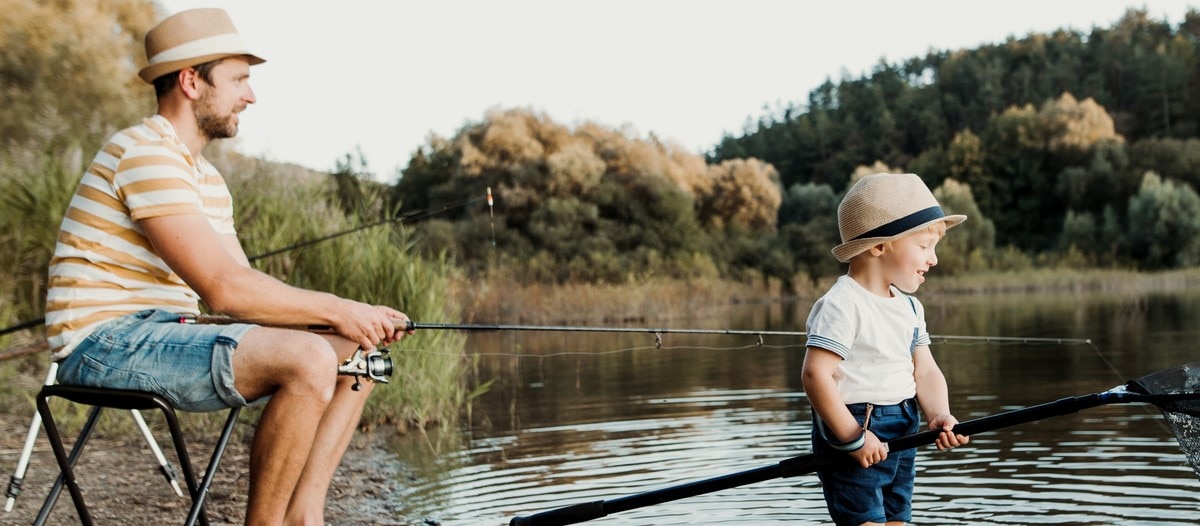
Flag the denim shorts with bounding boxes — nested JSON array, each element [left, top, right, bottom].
[[811, 398, 920, 526], [56, 309, 258, 412]]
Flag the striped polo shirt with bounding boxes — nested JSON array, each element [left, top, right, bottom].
[[46, 115, 237, 359]]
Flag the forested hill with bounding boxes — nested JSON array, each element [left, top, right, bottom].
[[708, 8, 1200, 264], [6, 2, 1196, 292], [398, 8, 1200, 285]]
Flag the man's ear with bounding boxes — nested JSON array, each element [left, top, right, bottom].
[[177, 68, 202, 100]]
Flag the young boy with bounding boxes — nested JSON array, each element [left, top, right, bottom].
[[802, 173, 970, 526]]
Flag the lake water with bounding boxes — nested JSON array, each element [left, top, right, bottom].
[[382, 289, 1200, 525]]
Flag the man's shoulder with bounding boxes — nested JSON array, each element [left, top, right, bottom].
[[105, 120, 192, 173]]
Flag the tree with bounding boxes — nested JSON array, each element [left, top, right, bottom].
[[1125, 172, 1200, 269], [696, 159, 782, 231], [778, 183, 841, 282], [933, 179, 995, 274], [0, 0, 155, 147], [1041, 92, 1123, 159], [981, 103, 1051, 249], [1129, 137, 1200, 191]]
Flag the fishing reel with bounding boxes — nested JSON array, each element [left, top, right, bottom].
[[337, 347, 394, 391]]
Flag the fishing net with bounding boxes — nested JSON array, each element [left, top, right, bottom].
[[1128, 361, 1200, 481]]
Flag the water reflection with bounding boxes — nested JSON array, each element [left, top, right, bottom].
[[384, 290, 1200, 525]]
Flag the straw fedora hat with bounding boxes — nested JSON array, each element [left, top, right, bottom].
[[831, 173, 967, 263], [138, 8, 265, 84]]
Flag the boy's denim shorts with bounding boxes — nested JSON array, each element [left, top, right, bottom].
[[811, 398, 920, 526], [56, 309, 258, 412]]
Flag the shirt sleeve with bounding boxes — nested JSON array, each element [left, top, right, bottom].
[[805, 294, 857, 359], [910, 295, 931, 346], [114, 143, 205, 221]]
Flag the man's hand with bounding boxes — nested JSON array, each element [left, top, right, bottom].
[[332, 301, 409, 351]]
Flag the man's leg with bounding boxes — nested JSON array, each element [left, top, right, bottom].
[[285, 370, 374, 523], [233, 327, 347, 526]]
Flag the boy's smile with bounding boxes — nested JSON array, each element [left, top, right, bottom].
[[883, 230, 940, 293]]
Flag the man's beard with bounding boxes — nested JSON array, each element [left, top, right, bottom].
[[194, 87, 238, 140]]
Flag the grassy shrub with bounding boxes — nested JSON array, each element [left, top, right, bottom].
[[217, 150, 467, 430], [0, 146, 466, 433], [0, 145, 83, 324]]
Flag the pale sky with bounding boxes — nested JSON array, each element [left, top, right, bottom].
[[159, 1, 1197, 180]]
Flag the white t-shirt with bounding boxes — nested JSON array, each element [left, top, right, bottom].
[[805, 275, 931, 405]]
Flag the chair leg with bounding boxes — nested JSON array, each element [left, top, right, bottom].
[[4, 361, 57, 513], [185, 407, 241, 526], [148, 396, 209, 526], [33, 388, 241, 526], [34, 397, 103, 526]]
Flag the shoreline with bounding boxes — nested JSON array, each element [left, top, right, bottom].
[[0, 410, 415, 525]]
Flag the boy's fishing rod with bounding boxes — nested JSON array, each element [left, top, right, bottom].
[[508, 361, 1200, 526]]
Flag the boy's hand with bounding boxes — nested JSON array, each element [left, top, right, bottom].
[[849, 431, 889, 468], [929, 414, 970, 450]]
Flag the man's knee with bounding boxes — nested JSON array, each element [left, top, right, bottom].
[[240, 330, 340, 403], [284, 335, 340, 402]]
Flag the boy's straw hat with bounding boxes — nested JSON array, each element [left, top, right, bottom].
[[138, 8, 265, 84], [832, 173, 967, 263]]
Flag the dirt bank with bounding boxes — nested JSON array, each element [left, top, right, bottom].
[[0, 411, 418, 525]]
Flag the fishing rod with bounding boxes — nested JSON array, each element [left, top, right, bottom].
[[398, 321, 1091, 347], [183, 315, 1092, 349], [0, 195, 489, 338], [508, 361, 1200, 526], [167, 315, 1095, 390], [248, 195, 486, 260]]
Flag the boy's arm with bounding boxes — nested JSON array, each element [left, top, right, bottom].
[[802, 347, 888, 467], [913, 345, 969, 450], [802, 348, 859, 442]]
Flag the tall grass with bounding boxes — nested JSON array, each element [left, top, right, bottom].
[[455, 267, 800, 326], [0, 145, 466, 432], [216, 149, 467, 430], [0, 144, 83, 333], [927, 267, 1200, 296]]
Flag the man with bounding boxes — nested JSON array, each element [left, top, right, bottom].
[[44, 8, 408, 524]]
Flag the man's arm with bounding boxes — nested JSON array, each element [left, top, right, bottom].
[[140, 213, 401, 350], [221, 233, 251, 268]]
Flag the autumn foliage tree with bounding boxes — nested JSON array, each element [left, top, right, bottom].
[[0, 0, 155, 148], [394, 108, 783, 282]]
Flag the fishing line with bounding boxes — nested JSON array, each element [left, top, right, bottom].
[[395, 337, 1097, 361], [1077, 338, 1173, 434]]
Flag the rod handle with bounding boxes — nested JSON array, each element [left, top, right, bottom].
[[509, 500, 607, 526]]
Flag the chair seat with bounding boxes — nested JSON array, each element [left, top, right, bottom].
[[35, 384, 241, 526], [42, 384, 175, 411]]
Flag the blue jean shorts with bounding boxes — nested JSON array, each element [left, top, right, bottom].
[[811, 398, 920, 526], [56, 309, 258, 412]]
